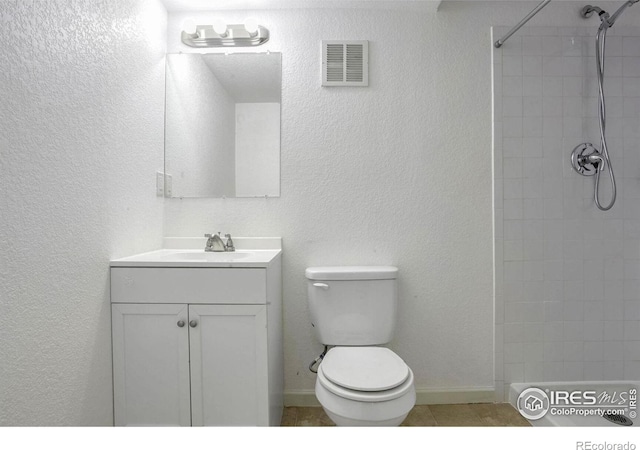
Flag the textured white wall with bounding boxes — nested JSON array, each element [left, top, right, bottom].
[[165, 3, 502, 395], [0, 0, 166, 425], [164, 2, 640, 398]]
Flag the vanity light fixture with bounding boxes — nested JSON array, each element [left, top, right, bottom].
[[181, 18, 269, 48]]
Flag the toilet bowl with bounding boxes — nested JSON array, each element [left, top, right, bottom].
[[314, 346, 416, 426]]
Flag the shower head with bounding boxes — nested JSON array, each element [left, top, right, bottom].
[[583, 1, 640, 29], [607, 0, 640, 27]]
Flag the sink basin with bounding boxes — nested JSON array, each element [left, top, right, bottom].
[[159, 251, 253, 262]]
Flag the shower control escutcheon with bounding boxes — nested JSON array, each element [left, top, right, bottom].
[[571, 143, 605, 176]]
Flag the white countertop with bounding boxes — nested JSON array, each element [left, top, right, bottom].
[[110, 237, 282, 268]]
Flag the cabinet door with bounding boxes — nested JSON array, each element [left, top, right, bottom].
[[189, 305, 269, 426], [112, 304, 191, 426]]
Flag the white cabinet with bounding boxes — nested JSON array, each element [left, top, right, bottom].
[[110, 260, 282, 427]]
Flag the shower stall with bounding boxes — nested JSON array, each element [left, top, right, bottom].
[[493, 1, 640, 426]]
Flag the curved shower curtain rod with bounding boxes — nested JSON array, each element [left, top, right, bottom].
[[495, 0, 552, 48]]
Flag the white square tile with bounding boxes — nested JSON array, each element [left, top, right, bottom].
[[523, 342, 544, 362], [523, 240, 544, 261], [523, 96, 543, 117], [563, 57, 583, 77], [544, 259, 563, 281], [541, 36, 562, 56], [544, 280, 564, 301], [583, 301, 604, 320], [563, 77, 583, 97], [624, 320, 640, 340], [504, 322, 524, 343], [503, 137, 523, 158], [544, 321, 564, 342], [543, 117, 563, 137], [584, 361, 604, 381], [503, 55, 523, 77], [623, 37, 640, 57], [543, 96, 562, 116], [523, 178, 543, 199], [584, 341, 604, 362], [603, 341, 624, 361], [503, 96, 523, 117], [504, 343, 523, 363], [543, 362, 564, 381], [543, 56, 563, 76], [563, 362, 584, 381], [504, 281, 523, 303], [504, 220, 524, 240], [522, 36, 543, 56], [504, 363, 524, 383], [604, 321, 624, 341], [624, 361, 640, 380], [543, 76, 563, 97], [583, 321, 604, 341], [503, 77, 524, 97], [504, 179, 523, 199], [504, 199, 523, 220], [524, 362, 544, 382], [564, 321, 583, 341], [504, 240, 523, 261], [564, 341, 584, 361], [503, 117, 523, 138]]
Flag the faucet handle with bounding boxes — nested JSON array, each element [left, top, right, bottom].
[[224, 233, 235, 252]]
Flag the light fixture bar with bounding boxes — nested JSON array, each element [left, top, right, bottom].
[[182, 24, 269, 48]]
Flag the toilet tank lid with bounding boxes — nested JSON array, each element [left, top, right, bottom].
[[305, 266, 398, 281]]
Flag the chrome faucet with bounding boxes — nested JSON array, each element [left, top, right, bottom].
[[204, 232, 235, 252]]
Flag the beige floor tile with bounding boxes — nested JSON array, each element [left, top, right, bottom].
[[295, 406, 335, 426], [401, 405, 437, 426], [428, 404, 486, 426], [283, 403, 530, 427], [468, 403, 531, 427], [280, 406, 298, 426]]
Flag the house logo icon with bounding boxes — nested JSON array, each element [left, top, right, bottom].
[[517, 387, 550, 420]]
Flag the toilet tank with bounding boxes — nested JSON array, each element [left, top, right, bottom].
[[306, 266, 398, 346]]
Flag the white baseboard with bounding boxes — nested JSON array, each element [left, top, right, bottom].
[[284, 387, 496, 407]]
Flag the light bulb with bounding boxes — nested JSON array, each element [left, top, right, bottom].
[[182, 18, 197, 35], [244, 18, 259, 36], [212, 19, 228, 37]]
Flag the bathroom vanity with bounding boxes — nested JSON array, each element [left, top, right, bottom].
[[109, 238, 283, 426]]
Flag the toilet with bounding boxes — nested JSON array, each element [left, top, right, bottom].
[[306, 266, 416, 426]]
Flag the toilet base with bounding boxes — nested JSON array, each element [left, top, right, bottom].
[[315, 373, 416, 427], [323, 408, 409, 426]]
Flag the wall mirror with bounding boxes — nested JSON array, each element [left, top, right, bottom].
[[165, 52, 281, 198]]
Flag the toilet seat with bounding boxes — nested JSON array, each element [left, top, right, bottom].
[[317, 347, 414, 403], [321, 347, 409, 391]]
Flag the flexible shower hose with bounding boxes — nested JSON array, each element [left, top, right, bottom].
[[593, 25, 617, 211]]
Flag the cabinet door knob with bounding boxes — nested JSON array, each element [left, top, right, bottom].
[[177, 320, 185, 328], [189, 320, 198, 328]]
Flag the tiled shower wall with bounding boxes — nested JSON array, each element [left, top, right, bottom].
[[493, 26, 640, 401]]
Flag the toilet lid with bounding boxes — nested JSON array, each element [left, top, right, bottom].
[[321, 347, 409, 392]]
